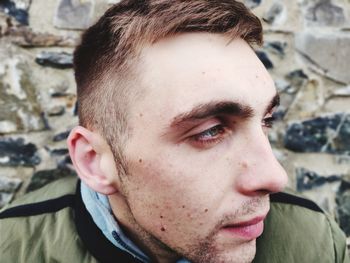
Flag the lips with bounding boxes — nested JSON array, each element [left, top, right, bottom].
[[221, 216, 266, 240]]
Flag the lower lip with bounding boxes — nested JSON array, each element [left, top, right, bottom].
[[222, 220, 264, 240]]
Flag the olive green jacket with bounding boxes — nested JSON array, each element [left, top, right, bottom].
[[0, 177, 349, 263]]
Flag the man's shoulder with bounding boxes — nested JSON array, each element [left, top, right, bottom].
[[254, 189, 349, 263], [0, 177, 97, 263]]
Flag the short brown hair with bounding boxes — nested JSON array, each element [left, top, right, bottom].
[[74, 0, 263, 174]]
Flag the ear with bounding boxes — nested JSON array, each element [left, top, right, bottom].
[[67, 126, 120, 195]]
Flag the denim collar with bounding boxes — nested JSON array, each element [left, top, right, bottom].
[[81, 182, 190, 263]]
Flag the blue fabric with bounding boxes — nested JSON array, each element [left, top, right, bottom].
[[80, 182, 190, 263]]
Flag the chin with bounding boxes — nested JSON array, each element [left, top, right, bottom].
[[186, 238, 257, 263]]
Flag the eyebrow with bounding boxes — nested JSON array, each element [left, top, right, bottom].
[[169, 93, 280, 129]]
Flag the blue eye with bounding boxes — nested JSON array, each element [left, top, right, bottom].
[[192, 125, 225, 143]]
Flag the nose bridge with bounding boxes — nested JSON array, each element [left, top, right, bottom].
[[235, 127, 288, 195]]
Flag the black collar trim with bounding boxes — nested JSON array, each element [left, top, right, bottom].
[[271, 192, 323, 213], [0, 194, 75, 219]]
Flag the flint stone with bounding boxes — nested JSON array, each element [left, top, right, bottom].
[[53, 0, 93, 30], [265, 41, 287, 58], [286, 70, 309, 88], [0, 0, 28, 25], [244, 0, 261, 9], [35, 51, 73, 69], [53, 130, 70, 142], [296, 168, 342, 191], [26, 167, 76, 192], [295, 32, 350, 84], [284, 114, 350, 154], [305, 0, 345, 26], [50, 148, 69, 156], [255, 51, 273, 70], [336, 181, 350, 235], [0, 138, 41, 166], [263, 2, 285, 25]]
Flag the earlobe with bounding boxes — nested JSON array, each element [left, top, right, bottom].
[[67, 126, 119, 195]]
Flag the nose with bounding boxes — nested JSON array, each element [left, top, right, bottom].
[[235, 129, 288, 196]]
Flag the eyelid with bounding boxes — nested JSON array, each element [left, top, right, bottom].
[[182, 118, 222, 138]]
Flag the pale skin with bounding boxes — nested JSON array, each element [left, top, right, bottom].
[[68, 33, 288, 263]]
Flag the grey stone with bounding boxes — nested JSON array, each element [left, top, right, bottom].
[[49, 81, 70, 97], [284, 113, 350, 154], [26, 167, 76, 193], [331, 86, 350, 97], [0, 0, 28, 25], [305, 0, 345, 26], [0, 138, 41, 166], [0, 176, 22, 192], [263, 2, 285, 25], [295, 32, 350, 84], [7, 27, 78, 47], [48, 105, 65, 116], [296, 168, 342, 192], [35, 51, 73, 69], [53, 0, 94, 30], [0, 55, 47, 133]]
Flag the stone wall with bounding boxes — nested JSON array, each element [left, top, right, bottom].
[[0, 0, 349, 249]]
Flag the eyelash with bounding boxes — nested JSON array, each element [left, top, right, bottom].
[[262, 116, 276, 128], [189, 116, 276, 148]]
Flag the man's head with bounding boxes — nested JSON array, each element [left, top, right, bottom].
[[73, 0, 263, 174], [68, 1, 288, 262]]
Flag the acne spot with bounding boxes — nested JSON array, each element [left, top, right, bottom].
[[240, 161, 248, 169], [160, 215, 163, 219], [138, 159, 143, 163], [161, 227, 166, 232], [204, 209, 208, 213], [139, 113, 143, 117], [201, 71, 206, 75]]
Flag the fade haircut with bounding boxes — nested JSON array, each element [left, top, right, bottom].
[[74, 0, 263, 175]]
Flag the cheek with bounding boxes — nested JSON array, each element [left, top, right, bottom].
[[123, 159, 220, 241]]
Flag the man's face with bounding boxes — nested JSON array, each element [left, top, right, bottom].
[[113, 33, 288, 263]]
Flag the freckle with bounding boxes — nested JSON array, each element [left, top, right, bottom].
[[160, 215, 163, 219], [139, 113, 143, 117], [182, 205, 185, 208], [161, 227, 166, 231], [139, 159, 143, 163], [204, 209, 208, 212], [202, 71, 206, 75]]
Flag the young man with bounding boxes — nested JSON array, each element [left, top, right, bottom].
[[0, 1, 349, 262]]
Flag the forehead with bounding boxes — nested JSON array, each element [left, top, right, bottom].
[[133, 33, 275, 122]]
